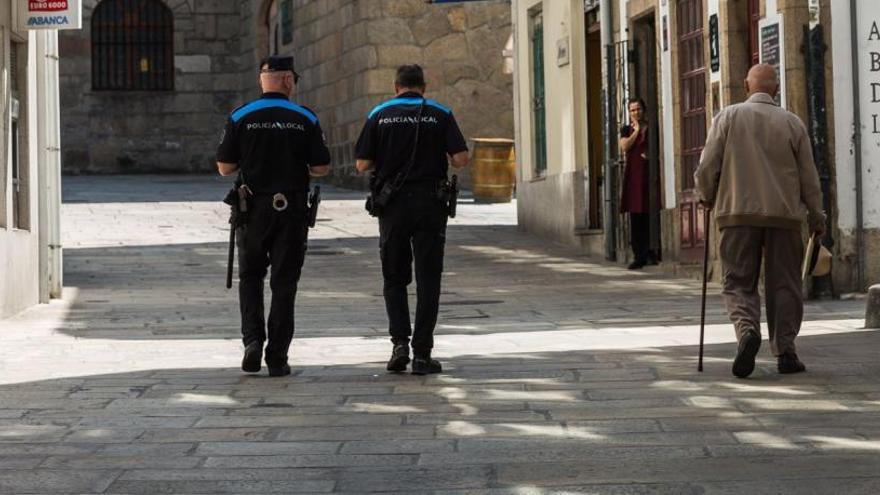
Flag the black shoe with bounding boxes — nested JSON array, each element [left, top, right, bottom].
[[732, 331, 761, 378], [267, 362, 291, 377], [777, 353, 806, 374], [241, 342, 262, 373], [627, 259, 647, 270], [386, 344, 411, 373], [411, 356, 442, 375]]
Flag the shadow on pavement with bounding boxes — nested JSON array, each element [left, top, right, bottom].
[[2, 331, 880, 493]]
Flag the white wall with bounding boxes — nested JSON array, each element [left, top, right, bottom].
[[0, 19, 62, 319], [831, 0, 880, 231], [514, 0, 582, 180]]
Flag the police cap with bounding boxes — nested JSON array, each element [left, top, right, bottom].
[[260, 55, 295, 72]]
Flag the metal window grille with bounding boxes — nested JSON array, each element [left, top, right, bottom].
[[531, 12, 547, 176], [92, 0, 174, 91]]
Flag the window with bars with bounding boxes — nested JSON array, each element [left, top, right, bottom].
[[91, 0, 174, 91], [530, 9, 547, 177]]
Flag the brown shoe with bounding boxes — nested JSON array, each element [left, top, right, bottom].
[[732, 331, 761, 378]]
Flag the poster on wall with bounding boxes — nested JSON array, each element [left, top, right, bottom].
[[18, 0, 82, 30], [759, 16, 786, 108]]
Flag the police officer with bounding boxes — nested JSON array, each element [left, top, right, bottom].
[[216, 56, 330, 377], [355, 65, 470, 375]]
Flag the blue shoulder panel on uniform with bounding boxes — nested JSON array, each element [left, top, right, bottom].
[[367, 97, 452, 119], [231, 99, 319, 124], [425, 99, 452, 115]]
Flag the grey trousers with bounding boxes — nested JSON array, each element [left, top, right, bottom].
[[719, 226, 804, 356]]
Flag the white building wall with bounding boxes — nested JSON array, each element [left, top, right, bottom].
[[513, 0, 593, 246], [831, 0, 880, 231], [658, 0, 675, 208], [0, 8, 62, 319]]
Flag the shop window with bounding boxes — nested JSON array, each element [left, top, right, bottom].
[[92, 0, 174, 91]]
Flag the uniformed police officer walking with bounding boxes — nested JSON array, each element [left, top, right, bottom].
[[216, 56, 331, 377], [355, 65, 470, 375]]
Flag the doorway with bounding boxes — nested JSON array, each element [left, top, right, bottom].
[[584, 17, 603, 229], [676, 0, 708, 263], [631, 12, 662, 261]]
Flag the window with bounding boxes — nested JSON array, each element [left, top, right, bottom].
[[281, 0, 293, 45], [267, 0, 294, 55], [10, 42, 29, 231], [92, 0, 174, 91], [530, 10, 547, 176]]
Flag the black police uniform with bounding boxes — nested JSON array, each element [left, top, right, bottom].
[[217, 89, 330, 370], [355, 91, 468, 360]]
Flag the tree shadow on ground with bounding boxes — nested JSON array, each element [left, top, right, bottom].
[[2, 331, 880, 493]]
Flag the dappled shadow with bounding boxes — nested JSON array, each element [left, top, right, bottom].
[[58, 228, 863, 341], [2, 330, 880, 493]]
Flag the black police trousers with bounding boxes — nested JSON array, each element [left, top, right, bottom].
[[379, 183, 448, 357], [237, 193, 309, 366]]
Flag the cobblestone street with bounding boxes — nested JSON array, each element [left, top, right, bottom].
[[0, 175, 878, 494]]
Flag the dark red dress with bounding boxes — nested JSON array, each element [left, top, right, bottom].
[[620, 125, 649, 214]]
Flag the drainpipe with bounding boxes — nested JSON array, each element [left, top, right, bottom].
[[601, 0, 617, 261], [850, 0, 866, 291]]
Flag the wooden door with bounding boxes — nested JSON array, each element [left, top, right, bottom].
[[676, 0, 707, 262]]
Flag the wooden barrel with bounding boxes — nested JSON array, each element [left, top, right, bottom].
[[471, 138, 516, 203]]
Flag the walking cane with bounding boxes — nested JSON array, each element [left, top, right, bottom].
[[698, 208, 711, 372]]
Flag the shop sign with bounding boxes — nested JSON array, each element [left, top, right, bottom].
[[19, 0, 82, 30], [759, 18, 785, 107]]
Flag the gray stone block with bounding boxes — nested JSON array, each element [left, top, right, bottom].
[[866, 284, 880, 328], [0, 470, 120, 494]]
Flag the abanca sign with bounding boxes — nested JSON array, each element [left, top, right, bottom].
[[19, 0, 83, 30]]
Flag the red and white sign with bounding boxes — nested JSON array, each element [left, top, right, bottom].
[[29, 1, 69, 12]]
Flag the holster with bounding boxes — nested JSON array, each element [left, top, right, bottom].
[[438, 175, 459, 218], [365, 173, 394, 217], [307, 186, 321, 228]]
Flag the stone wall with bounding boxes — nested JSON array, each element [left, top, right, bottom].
[[273, 0, 513, 188], [58, 0, 513, 181], [60, 0, 243, 174]]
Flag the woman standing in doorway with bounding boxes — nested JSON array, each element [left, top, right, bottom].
[[619, 98, 656, 270]]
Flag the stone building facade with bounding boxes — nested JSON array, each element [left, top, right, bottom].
[[59, 0, 513, 183]]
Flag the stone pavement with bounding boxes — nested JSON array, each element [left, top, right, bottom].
[[0, 174, 878, 494]]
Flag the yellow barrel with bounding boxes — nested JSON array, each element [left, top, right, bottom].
[[471, 138, 516, 203]]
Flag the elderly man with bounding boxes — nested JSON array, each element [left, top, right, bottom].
[[695, 64, 825, 378]]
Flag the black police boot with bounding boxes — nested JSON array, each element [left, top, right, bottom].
[[627, 259, 647, 270], [777, 353, 806, 374], [241, 342, 262, 373], [267, 361, 291, 377], [386, 344, 410, 373], [732, 330, 761, 379], [411, 353, 442, 375]]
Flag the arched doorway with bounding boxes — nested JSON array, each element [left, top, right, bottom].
[[261, 0, 293, 57]]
